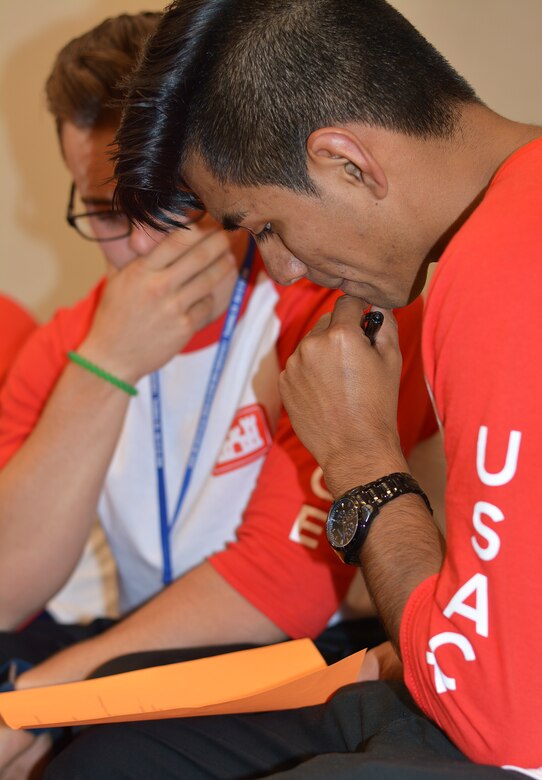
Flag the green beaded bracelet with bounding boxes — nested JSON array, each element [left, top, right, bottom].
[[67, 351, 138, 397]]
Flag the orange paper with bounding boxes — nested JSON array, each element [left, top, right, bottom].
[[0, 639, 365, 730]]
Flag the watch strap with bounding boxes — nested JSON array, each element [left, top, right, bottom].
[[344, 472, 433, 515], [328, 472, 433, 565]]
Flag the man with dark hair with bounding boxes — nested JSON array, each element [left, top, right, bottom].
[[0, 7, 438, 777], [46, 0, 540, 776]]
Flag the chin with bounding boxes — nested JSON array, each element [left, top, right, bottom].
[[338, 280, 376, 305], [340, 281, 409, 311], [306, 273, 343, 291]]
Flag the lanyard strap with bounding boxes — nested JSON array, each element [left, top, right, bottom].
[[151, 239, 256, 585]]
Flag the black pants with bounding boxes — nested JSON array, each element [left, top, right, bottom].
[[0, 613, 116, 667], [43, 681, 512, 780], [0, 613, 386, 670], [4, 618, 513, 779]]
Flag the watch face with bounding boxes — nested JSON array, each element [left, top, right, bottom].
[[327, 496, 359, 549]]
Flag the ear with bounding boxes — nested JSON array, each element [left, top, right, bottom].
[[307, 127, 388, 199]]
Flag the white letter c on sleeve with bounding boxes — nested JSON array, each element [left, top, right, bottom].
[[426, 632, 476, 694]]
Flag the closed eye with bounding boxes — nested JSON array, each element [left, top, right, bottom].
[[254, 222, 274, 243]]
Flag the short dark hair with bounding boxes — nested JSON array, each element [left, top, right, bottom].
[[114, 0, 479, 229], [46, 12, 161, 136]]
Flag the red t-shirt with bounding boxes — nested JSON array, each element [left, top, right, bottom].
[[0, 255, 435, 637], [212, 278, 436, 636], [401, 138, 542, 769], [0, 294, 36, 389]]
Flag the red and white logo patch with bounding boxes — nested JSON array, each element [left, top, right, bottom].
[[213, 404, 272, 475]]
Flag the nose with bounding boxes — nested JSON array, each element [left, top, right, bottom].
[[128, 223, 163, 256], [259, 242, 307, 286]]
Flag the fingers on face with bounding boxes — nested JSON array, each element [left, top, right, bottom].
[[331, 294, 368, 325], [285, 300, 399, 382], [158, 232, 235, 294], [146, 224, 226, 270], [174, 252, 236, 313]]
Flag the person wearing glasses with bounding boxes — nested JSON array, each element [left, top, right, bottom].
[[0, 10, 438, 776]]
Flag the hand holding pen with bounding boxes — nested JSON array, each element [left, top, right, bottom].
[[279, 297, 403, 498], [362, 310, 384, 345]]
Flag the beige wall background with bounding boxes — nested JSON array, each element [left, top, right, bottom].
[[1, 0, 541, 323]]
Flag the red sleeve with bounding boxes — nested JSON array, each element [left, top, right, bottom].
[[211, 282, 436, 638], [211, 405, 355, 638], [0, 295, 37, 389], [400, 159, 542, 767], [0, 284, 103, 468]]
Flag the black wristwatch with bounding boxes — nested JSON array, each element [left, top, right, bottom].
[[326, 472, 433, 565]]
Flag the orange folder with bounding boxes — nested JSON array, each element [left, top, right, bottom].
[[0, 640, 366, 730]]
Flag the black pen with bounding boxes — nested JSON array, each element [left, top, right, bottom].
[[361, 311, 384, 346]]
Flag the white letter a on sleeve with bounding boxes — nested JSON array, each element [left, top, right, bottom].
[[443, 573, 489, 637]]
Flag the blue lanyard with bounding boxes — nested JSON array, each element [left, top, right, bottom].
[[150, 239, 256, 585]]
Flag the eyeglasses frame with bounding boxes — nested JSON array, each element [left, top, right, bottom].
[[66, 181, 208, 243], [65, 181, 132, 242]]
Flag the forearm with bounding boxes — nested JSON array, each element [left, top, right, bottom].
[[360, 493, 444, 652], [16, 561, 286, 687], [0, 362, 129, 627], [324, 443, 444, 655]]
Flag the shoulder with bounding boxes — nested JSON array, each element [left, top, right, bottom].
[[426, 139, 542, 337], [44, 280, 106, 351], [0, 294, 37, 387], [423, 141, 542, 419], [0, 294, 36, 337], [434, 139, 542, 291], [1, 281, 105, 407]]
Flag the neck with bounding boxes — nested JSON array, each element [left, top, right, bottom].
[[458, 102, 541, 186], [420, 103, 541, 263]]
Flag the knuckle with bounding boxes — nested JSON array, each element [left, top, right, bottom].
[[188, 274, 214, 302], [190, 228, 222, 258], [206, 255, 230, 280], [178, 314, 192, 340], [149, 275, 170, 301], [177, 312, 194, 338], [182, 297, 213, 331], [278, 368, 292, 397], [328, 322, 353, 349], [212, 232, 232, 255], [283, 352, 296, 373]]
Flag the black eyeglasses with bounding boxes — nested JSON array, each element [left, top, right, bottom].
[[66, 182, 132, 242], [66, 182, 206, 242]]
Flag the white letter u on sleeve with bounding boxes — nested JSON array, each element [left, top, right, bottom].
[[476, 426, 521, 487]]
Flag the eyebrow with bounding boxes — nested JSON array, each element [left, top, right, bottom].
[[221, 210, 248, 232]]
